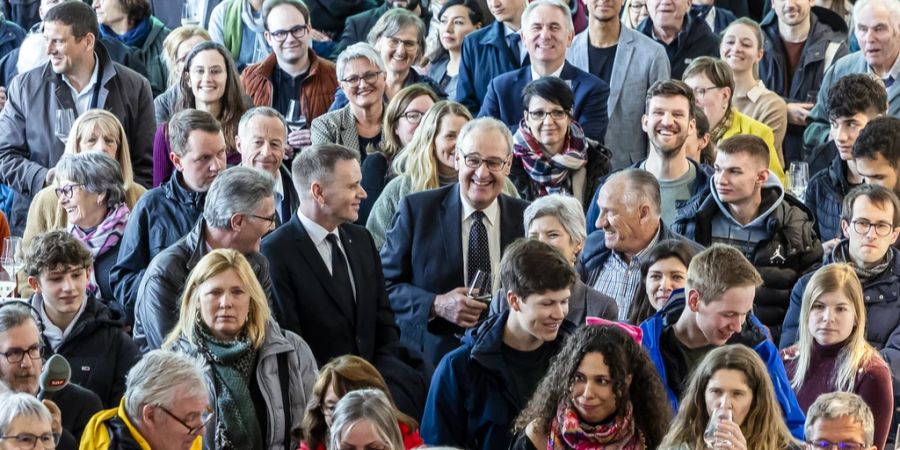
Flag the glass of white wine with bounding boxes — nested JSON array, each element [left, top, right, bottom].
[[0, 236, 22, 300]]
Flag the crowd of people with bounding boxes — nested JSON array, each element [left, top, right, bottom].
[[0, 0, 897, 449]]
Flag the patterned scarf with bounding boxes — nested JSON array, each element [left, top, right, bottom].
[[196, 326, 262, 450], [832, 239, 895, 284], [68, 203, 129, 259], [709, 108, 735, 144], [513, 120, 588, 196], [547, 400, 645, 450]]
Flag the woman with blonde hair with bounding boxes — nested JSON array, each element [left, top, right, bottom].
[[327, 389, 405, 450], [784, 264, 892, 449], [301, 355, 423, 450], [659, 345, 800, 450], [164, 249, 317, 450]]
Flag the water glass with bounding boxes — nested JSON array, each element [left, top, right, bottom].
[[703, 402, 733, 449], [467, 269, 492, 305], [181, 0, 199, 26], [788, 161, 809, 201], [55, 109, 75, 144], [1, 236, 21, 299]]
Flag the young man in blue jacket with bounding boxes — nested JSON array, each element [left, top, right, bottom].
[[421, 239, 576, 450], [640, 243, 806, 438]]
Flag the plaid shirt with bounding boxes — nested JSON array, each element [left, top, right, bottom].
[[589, 229, 661, 320]]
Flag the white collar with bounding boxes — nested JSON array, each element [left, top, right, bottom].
[[297, 209, 337, 245], [61, 54, 99, 96], [530, 62, 566, 81], [459, 187, 500, 227]]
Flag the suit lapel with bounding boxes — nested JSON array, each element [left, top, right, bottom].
[[608, 29, 636, 113], [339, 225, 368, 325], [498, 195, 520, 251], [292, 216, 356, 321], [441, 185, 465, 285]]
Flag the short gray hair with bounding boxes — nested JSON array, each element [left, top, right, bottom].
[[0, 393, 52, 436], [367, 8, 426, 61], [291, 144, 360, 198], [457, 117, 513, 156], [336, 43, 386, 82], [804, 392, 875, 447], [0, 303, 38, 335], [523, 194, 587, 245], [55, 152, 126, 209], [123, 350, 208, 425], [521, 0, 574, 33], [853, 0, 900, 31], [329, 389, 404, 450], [604, 168, 662, 216], [238, 106, 287, 140], [203, 167, 276, 229]]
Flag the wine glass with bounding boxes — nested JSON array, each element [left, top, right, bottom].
[[181, 0, 200, 26], [55, 109, 75, 144], [703, 401, 733, 449], [0, 237, 22, 300], [286, 100, 308, 132], [788, 161, 809, 202], [467, 269, 492, 305]]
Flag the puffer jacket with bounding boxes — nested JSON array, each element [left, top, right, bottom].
[[0, 18, 24, 62], [240, 50, 338, 123], [804, 155, 853, 242], [133, 219, 274, 353], [110, 173, 205, 323], [170, 320, 318, 450], [671, 179, 822, 335], [35, 294, 140, 408], [80, 399, 203, 450]]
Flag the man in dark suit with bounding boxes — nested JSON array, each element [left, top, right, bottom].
[[381, 117, 530, 367], [478, 0, 609, 143], [455, 0, 527, 114]]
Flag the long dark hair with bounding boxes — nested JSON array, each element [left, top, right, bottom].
[[514, 326, 671, 448], [177, 41, 246, 153], [628, 239, 699, 325]]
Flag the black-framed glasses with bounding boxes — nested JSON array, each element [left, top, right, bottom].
[[158, 405, 215, 436], [850, 219, 896, 237], [0, 344, 44, 364], [692, 85, 722, 97], [0, 433, 59, 449], [54, 184, 83, 200], [400, 110, 425, 124], [269, 24, 308, 42], [526, 109, 568, 121], [249, 212, 278, 224], [805, 440, 866, 450], [458, 150, 509, 172], [341, 70, 383, 86]]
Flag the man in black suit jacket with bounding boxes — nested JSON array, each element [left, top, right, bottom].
[[381, 117, 530, 367]]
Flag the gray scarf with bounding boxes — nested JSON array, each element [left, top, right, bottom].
[[832, 240, 895, 284]]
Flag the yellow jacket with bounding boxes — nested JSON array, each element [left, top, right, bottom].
[[721, 109, 786, 183], [79, 399, 202, 450]]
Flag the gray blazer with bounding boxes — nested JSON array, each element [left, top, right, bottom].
[[567, 25, 670, 170], [310, 105, 382, 156], [489, 278, 619, 325]]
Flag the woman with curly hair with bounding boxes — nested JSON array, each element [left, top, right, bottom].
[[511, 321, 671, 449], [659, 345, 801, 450]]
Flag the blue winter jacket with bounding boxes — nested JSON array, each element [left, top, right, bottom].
[[804, 155, 853, 242], [640, 289, 806, 439]]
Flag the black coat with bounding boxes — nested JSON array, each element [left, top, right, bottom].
[[52, 383, 104, 450], [39, 295, 140, 408], [306, 0, 377, 36], [637, 13, 720, 79], [330, 3, 432, 59]]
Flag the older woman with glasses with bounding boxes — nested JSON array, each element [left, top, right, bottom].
[[0, 393, 57, 450], [329, 8, 445, 111], [164, 249, 317, 450]]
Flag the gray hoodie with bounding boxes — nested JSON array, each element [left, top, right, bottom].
[[710, 172, 785, 257]]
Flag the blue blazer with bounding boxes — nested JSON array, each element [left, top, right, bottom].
[[477, 62, 610, 144], [454, 21, 522, 115], [380, 184, 529, 368]]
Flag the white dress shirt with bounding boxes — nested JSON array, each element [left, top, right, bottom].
[[459, 190, 501, 290], [297, 210, 357, 300]]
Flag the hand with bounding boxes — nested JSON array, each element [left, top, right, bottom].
[[287, 129, 311, 156], [786, 102, 814, 126], [781, 344, 799, 360], [822, 238, 841, 254], [309, 28, 331, 42], [433, 287, 488, 328], [42, 400, 62, 435], [713, 419, 747, 450], [0, 86, 7, 111]]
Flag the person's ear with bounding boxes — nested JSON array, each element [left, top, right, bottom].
[[641, 114, 649, 134], [170, 152, 183, 171], [27, 276, 40, 293], [310, 180, 326, 206], [841, 218, 851, 239], [230, 213, 244, 231], [507, 290, 521, 311], [721, 87, 732, 106], [687, 288, 702, 312], [638, 203, 652, 223], [235, 134, 243, 153], [142, 404, 157, 427], [891, 225, 900, 244], [96, 191, 106, 205], [757, 166, 769, 185]]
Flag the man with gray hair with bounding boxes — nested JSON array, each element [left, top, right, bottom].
[[580, 168, 700, 320], [133, 166, 276, 352], [804, 392, 877, 450], [79, 350, 210, 450], [382, 117, 530, 366], [236, 106, 300, 225], [478, 0, 609, 143]]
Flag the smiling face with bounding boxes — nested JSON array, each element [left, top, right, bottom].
[[56, 177, 108, 229], [643, 94, 693, 156], [508, 288, 570, 346], [455, 126, 511, 210], [198, 269, 250, 341], [434, 114, 468, 173], [237, 114, 287, 176], [808, 290, 856, 345], [32, 264, 90, 325], [522, 4, 574, 67], [395, 95, 435, 147], [528, 215, 582, 265], [439, 5, 480, 52], [594, 181, 654, 256], [831, 112, 878, 161], [772, 0, 814, 27], [43, 21, 93, 76], [645, 257, 688, 310], [188, 49, 227, 106], [376, 26, 420, 75], [264, 4, 311, 65], [648, 0, 689, 30], [689, 285, 755, 345], [341, 58, 386, 110], [525, 96, 572, 155], [843, 195, 900, 268], [316, 158, 367, 226], [571, 352, 620, 424], [855, 2, 900, 73], [720, 24, 763, 74], [704, 368, 753, 427]]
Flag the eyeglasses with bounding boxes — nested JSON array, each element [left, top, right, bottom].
[[0, 433, 59, 449], [400, 110, 425, 124], [458, 151, 509, 172], [805, 440, 866, 450], [692, 85, 723, 98], [526, 109, 568, 121], [269, 24, 308, 42], [341, 70, 383, 86], [0, 344, 44, 364], [383, 36, 418, 50], [850, 219, 896, 237], [629, 2, 648, 10], [249, 213, 278, 224], [158, 405, 215, 436], [54, 184, 83, 200]]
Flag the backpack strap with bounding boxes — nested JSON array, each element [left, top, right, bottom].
[[277, 352, 292, 450]]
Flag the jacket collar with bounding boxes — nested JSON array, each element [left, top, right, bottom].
[[44, 39, 118, 87], [465, 310, 575, 372], [163, 172, 206, 210]]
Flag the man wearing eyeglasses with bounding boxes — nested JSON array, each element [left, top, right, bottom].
[[381, 117, 530, 367], [80, 350, 210, 450], [241, 0, 338, 157], [133, 167, 276, 353], [0, 302, 102, 450], [803, 392, 878, 450]]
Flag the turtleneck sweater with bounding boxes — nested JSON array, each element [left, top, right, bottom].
[[784, 340, 893, 449]]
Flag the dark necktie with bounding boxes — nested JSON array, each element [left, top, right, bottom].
[[885, 76, 895, 88], [467, 211, 491, 291], [508, 33, 522, 66], [326, 234, 355, 306]]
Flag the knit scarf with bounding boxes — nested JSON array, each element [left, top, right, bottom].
[[513, 120, 588, 196], [196, 326, 262, 450], [547, 401, 645, 450], [709, 107, 735, 143], [224, 0, 266, 60], [69, 203, 129, 259], [832, 240, 895, 284], [99, 16, 151, 48]]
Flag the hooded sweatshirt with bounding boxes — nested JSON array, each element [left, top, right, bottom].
[[710, 173, 785, 258]]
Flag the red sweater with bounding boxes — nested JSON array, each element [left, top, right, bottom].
[[299, 421, 424, 450]]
